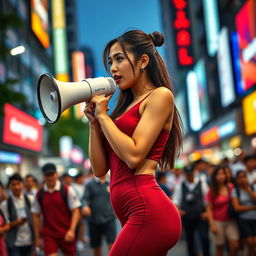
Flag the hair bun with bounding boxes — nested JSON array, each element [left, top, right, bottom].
[[149, 31, 164, 47]]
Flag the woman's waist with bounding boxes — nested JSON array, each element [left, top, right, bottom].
[[110, 174, 160, 194]]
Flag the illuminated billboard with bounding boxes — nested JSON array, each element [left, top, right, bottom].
[[3, 104, 43, 152], [217, 27, 236, 107], [171, 0, 194, 67], [235, 0, 256, 92], [72, 51, 86, 119], [242, 91, 256, 135], [202, 0, 220, 56], [52, 0, 69, 82], [31, 0, 50, 48], [187, 59, 210, 131]]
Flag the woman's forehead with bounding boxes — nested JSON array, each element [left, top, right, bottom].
[[109, 42, 123, 56]]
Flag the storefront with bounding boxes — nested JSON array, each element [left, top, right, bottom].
[[197, 110, 243, 163], [0, 103, 43, 184]]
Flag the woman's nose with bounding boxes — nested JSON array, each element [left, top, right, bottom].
[[110, 64, 118, 73]]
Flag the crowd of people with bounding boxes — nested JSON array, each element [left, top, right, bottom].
[[0, 152, 255, 256], [0, 163, 116, 256], [157, 153, 256, 256]]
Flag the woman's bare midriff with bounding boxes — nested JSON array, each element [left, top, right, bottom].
[[134, 159, 158, 176]]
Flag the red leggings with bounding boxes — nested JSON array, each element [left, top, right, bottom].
[[109, 175, 181, 256]]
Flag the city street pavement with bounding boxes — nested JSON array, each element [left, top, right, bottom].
[[77, 238, 187, 256]]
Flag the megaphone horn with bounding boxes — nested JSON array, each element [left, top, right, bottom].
[[37, 73, 116, 124]]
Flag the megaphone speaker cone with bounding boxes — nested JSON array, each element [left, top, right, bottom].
[[37, 73, 61, 124]]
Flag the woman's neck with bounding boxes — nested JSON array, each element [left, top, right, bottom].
[[131, 76, 155, 100]]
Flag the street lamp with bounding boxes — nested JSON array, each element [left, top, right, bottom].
[[10, 45, 25, 56]]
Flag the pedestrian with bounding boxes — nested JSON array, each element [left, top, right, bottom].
[[166, 167, 185, 196], [243, 155, 256, 185], [156, 170, 171, 197], [232, 170, 256, 256], [31, 163, 81, 256], [84, 30, 183, 255], [0, 173, 34, 256], [172, 165, 211, 256], [24, 174, 38, 203], [0, 206, 10, 256], [0, 182, 8, 203], [82, 175, 116, 256], [206, 166, 239, 256], [71, 172, 87, 249], [61, 172, 74, 186], [193, 159, 210, 184]]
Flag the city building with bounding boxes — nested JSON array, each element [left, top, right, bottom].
[[160, 0, 256, 165]]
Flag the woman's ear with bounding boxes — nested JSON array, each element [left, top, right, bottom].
[[140, 54, 150, 69]]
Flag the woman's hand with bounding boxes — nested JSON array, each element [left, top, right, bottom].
[[210, 223, 218, 235], [84, 101, 98, 125], [90, 95, 111, 119]]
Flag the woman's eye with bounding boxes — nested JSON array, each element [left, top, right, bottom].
[[108, 61, 112, 66], [117, 56, 123, 62]]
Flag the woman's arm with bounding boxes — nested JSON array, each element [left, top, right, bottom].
[[206, 203, 218, 234], [232, 197, 256, 212], [94, 88, 174, 169], [88, 123, 109, 177], [246, 187, 256, 202], [84, 102, 109, 177]]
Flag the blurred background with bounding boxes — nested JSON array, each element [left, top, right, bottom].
[[0, 0, 256, 255], [0, 0, 255, 183]]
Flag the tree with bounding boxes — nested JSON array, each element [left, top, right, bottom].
[[0, 12, 26, 115], [46, 113, 90, 158]]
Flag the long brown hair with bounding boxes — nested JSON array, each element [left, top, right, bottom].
[[210, 166, 227, 197], [103, 30, 183, 169]]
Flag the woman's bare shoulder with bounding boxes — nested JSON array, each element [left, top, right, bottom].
[[148, 87, 174, 106]]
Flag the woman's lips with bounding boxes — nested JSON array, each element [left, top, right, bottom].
[[114, 76, 122, 84]]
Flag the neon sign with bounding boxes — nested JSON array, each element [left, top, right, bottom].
[[172, 0, 194, 67]]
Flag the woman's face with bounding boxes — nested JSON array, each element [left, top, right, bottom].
[[224, 168, 232, 181], [215, 169, 226, 184], [108, 42, 140, 90], [236, 172, 248, 187]]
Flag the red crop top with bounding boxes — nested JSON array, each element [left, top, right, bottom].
[[114, 97, 170, 161], [105, 94, 170, 186]]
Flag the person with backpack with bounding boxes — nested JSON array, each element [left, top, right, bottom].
[[232, 170, 256, 256], [172, 165, 211, 256], [206, 166, 239, 256], [82, 175, 117, 256], [31, 163, 81, 256], [0, 173, 34, 256]]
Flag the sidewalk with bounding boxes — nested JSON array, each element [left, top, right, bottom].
[[76, 238, 187, 256]]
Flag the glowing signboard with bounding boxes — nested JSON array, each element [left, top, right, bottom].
[[171, 0, 194, 67]]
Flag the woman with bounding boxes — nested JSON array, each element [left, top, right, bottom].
[[206, 166, 239, 256], [232, 170, 256, 256], [84, 30, 183, 256]]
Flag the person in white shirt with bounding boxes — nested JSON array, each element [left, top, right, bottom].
[[0, 173, 34, 256], [31, 163, 81, 256], [243, 155, 256, 185], [172, 165, 210, 256]]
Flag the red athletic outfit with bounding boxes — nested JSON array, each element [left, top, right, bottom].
[[106, 95, 182, 256]]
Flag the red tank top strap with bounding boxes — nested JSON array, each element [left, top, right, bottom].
[[137, 91, 153, 105]]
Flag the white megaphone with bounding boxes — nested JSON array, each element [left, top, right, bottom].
[[37, 73, 116, 123]]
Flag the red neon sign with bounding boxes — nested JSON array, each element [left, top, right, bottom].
[[172, 0, 194, 67], [200, 127, 219, 146], [3, 104, 43, 152]]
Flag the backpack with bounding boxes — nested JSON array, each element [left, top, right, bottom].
[[37, 183, 68, 210], [7, 194, 31, 221], [227, 186, 239, 219]]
